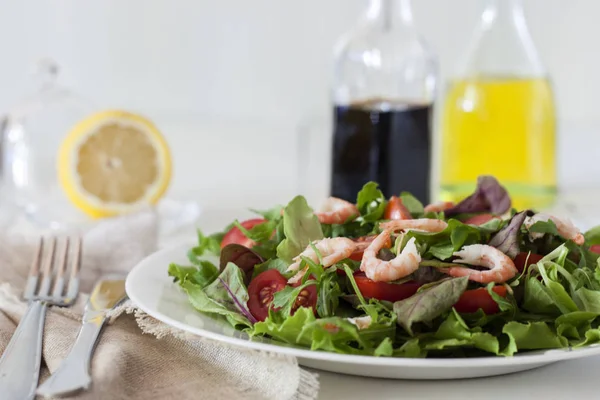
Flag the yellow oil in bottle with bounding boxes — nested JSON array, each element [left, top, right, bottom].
[[439, 77, 557, 210]]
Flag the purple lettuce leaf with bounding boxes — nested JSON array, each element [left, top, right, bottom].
[[220, 244, 264, 284], [219, 277, 258, 324], [445, 176, 511, 217], [489, 211, 528, 258]]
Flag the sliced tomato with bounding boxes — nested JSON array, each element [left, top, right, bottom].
[[384, 196, 412, 220], [590, 245, 600, 254], [463, 214, 500, 226], [513, 252, 544, 272], [247, 269, 287, 321], [349, 234, 392, 262], [354, 273, 420, 302], [221, 218, 266, 249], [453, 286, 508, 314], [291, 279, 318, 315]]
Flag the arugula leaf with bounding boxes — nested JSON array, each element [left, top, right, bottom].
[[276, 196, 324, 263], [405, 219, 482, 260], [502, 321, 568, 351], [522, 276, 560, 315], [356, 182, 386, 222], [537, 262, 580, 314], [168, 262, 219, 289], [250, 205, 284, 221], [584, 225, 600, 246], [189, 229, 223, 258], [233, 219, 277, 243], [489, 211, 527, 258], [399, 192, 424, 217], [393, 277, 468, 335], [182, 262, 252, 328], [445, 176, 511, 217], [272, 280, 317, 316], [529, 220, 560, 236], [317, 272, 342, 318]]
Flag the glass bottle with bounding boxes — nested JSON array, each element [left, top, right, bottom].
[[330, 0, 437, 204], [1, 59, 97, 230], [439, 0, 557, 210]]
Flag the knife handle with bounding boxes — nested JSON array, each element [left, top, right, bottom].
[[0, 301, 47, 400], [36, 311, 105, 398]]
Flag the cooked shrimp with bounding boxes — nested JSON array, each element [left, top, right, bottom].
[[443, 244, 517, 284], [380, 218, 448, 233], [315, 197, 359, 225], [524, 213, 584, 245], [353, 234, 392, 253], [424, 201, 455, 213], [287, 237, 357, 284], [360, 231, 421, 282]]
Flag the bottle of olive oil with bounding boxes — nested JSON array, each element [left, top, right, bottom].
[[439, 0, 557, 211]]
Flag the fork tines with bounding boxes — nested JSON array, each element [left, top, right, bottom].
[[25, 237, 82, 306]]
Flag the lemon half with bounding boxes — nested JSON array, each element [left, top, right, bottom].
[[59, 110, 172, 218]]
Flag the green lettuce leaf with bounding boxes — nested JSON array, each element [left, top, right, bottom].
[[399, 192, 424, 217], [429, 309, 500, 355], [356, 182, 386, 222], [233, 219, 277, 243], [252, 258, 290, 278], [182, 262, 252, 328], [250, 307, 395, 356], [584, 225, 600, 246], [276, 196, 324, 263], [189, 229, 223, 258], [393, 277, 468, 335], [168, 261, 219, 289], [522, 276, 560, 315], [502, 321, 568, 352]]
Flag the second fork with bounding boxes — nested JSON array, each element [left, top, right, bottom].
[[0, 237, 81, 400]]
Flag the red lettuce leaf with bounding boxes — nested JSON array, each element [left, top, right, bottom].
[[445, 176, 511, 217], [489, 211, 528, 258], [220, 244, 264, 284]]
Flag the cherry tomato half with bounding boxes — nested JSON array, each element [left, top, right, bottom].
[[354, 273, 420, 302], [247, 269, 287, 321], [221, 218, 266, 249], [463, 214, 500, 226], [513, 252, 544, 273], [349, 235, 393, 262], [590, 244, 600, 254], [384, 196, 412, 220], [291, 279, 318, 316], [453, 286, 508, 314]]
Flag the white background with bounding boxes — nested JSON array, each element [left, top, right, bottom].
[[0, 0, 598, 207]]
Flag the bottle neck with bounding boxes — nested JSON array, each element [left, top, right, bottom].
[[367, 0, 415, 32], [482, 0, 527, 32], [456, 0, 544, 77]]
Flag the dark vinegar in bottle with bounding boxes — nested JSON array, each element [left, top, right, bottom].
[[330, 99, 432, 203]]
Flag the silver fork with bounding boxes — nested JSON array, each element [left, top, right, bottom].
[[0, 237, 82, 400]]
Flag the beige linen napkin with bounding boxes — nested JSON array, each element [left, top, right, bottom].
[[0, 211, 319, 400]]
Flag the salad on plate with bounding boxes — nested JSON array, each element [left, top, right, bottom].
[[169, 176, 600, 358]]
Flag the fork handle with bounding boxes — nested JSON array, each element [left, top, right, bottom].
[[0, 300, 47, 400]]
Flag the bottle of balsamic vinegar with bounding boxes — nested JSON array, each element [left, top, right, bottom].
[[330, 0, 437, 203]]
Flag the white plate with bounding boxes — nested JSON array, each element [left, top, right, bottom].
[[126, 243, 600, 380]]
